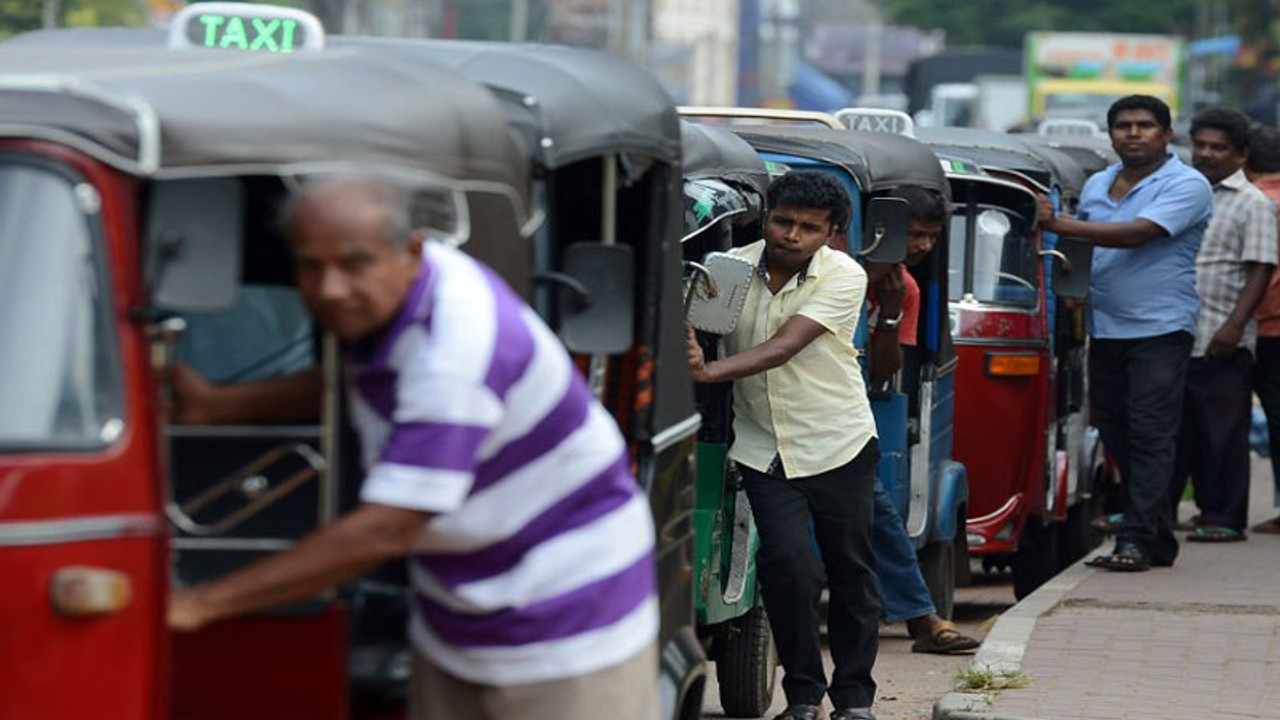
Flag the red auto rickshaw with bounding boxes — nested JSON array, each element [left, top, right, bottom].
[[917, 128, 1099, 598]]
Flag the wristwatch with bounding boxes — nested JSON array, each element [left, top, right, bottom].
[[877, 309, 903, 330]]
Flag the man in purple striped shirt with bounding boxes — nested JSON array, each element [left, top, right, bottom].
[[168, 176, 659, 720]]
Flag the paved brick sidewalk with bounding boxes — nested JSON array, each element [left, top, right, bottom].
[[936, 459, 1280, 720]]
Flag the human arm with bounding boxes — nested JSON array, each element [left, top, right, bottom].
[[1038, 172, 1213, 249], [1206, 262, 1276, 358], [169, 502, 430, 631], [866, 265, 906, 386], [167, 364, 323, 425], [689, 315, 828, 383]]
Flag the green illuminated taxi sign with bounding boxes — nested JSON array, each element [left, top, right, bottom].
[[168, 2, 325, 53]]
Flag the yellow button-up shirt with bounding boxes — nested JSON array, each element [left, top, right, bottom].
[[725, 240, 877, 478]]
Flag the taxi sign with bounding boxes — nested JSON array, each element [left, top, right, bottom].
[[1037, 118, 1102, 138], [834, 108, 916, 137], [168, 2, 325, 53]]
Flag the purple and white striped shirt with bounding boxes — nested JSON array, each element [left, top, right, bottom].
[[347, 242, 657, 685]]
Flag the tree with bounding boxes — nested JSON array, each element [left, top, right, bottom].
[[876, 0, 1201, 48]]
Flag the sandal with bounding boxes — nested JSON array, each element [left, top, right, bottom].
[[1091, 513, 1123, 534], [911, 620, 980, 655], [773, 705, 823, 720], [1249, 516, 1280, 534], [1187, 525, 1246, 542], [1085, 541, 1151, 572], [1177, 514, 1202, 532]]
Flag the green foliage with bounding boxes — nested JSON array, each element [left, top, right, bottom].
[[0, 0, 146, 40], [953, 665, 1032, 697], [878, 0, 1202, 47]]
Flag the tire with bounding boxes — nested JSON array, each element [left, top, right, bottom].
[[918, 539, 956, 620], [716, 606, 778, 718], [1011, 516, 1059, 600], [954, 508, 973, 588], [1057, 494, 1103, 568]]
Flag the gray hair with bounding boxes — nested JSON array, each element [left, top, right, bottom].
[[278, 174, 415, 250]]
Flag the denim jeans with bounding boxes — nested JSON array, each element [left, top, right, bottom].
[[873, 479, 935, 623]]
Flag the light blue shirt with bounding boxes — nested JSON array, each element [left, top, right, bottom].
[[1079, 154, 1213, 339]]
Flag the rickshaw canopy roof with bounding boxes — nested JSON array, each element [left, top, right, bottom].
[[917, 127, 1061, 193], [0, 41, 530, 209], [680, 120, 769, 196], [1015, 133, 1118, 178], [332, 37, 682, 170], [732, 125, 948, 197]]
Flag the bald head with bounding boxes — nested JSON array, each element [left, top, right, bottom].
[[282, 175, 414, 252], [284, 175, 424, 342]]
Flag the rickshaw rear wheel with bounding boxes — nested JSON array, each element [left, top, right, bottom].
[[918, 539, 955, 620], [1011, 516, 1060, 599], [715, 605, 778, 718]]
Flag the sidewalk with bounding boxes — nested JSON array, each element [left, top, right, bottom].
[[935, 458, 1280, 720]]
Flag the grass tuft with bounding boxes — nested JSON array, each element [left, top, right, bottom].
[[953, 665, 1032, 696]]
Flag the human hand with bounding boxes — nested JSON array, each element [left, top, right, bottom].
[[873, 264, 906, 320], [1036, 193, 1056, 230], [164, 363, 216, 425], [1206, 321, 1244, 359], [686, 324, 710, 383], [168, 588, 211, 633], [1062, 296, 1087, 311]]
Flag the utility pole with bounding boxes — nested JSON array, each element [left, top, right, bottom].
[[42, 0, 61, 29], [510, 0, 528, 43]]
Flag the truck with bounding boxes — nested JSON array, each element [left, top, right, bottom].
[[1025, 32, 1186, 126]]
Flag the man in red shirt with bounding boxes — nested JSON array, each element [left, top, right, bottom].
[[860, 186, 978, 653], [1247, 125, 1280, 534]]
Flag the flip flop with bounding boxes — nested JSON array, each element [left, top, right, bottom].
[[1249, 516, 1280, 534], [1091, 513, 1123, 533], [1085, 541, 1151, 572], [911, 620, 980, 654], [1186, 525, 1246, 542]]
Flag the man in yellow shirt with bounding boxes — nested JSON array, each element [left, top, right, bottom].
[[687, 171, 880, 720]]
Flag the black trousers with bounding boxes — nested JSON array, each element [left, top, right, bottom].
[[1089, 331, 1192, 565], [1170, 350, 1254, 531], [1255, 337, 1280, 506], [739, 440, 880, 711]]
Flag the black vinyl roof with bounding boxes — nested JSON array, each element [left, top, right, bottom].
[[0, 43, 530, 200], [732, 125, 948, 197], [680, 120, 769, 196], [917, 127, 1062, 192], [4, 29, 682, 171], [1014, 133, 1118, 178], [331, 37, 682, 169]]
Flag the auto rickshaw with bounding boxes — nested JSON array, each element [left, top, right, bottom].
[[915, 127, 1098, 598], [680, 109, 969, 619], [676, 119, 775, 717], [0, 6, 699, 719], [336, 37, 706, 720]]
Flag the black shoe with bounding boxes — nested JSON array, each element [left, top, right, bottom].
[[1085, 540, 1150, 572], [773, 705, 823, 720], [831, 710, 876, 720]]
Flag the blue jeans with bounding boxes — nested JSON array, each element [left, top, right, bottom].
[[873, 479, 935, 623]]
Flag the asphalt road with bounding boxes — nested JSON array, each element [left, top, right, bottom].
[[701, 568, 1017, 720]]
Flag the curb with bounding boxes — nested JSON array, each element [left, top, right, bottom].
[[931, 548, 1105, 720]]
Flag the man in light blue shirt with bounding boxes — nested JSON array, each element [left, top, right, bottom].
[[1039, 95, 1213, 571]]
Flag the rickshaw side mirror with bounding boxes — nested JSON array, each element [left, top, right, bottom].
[[554, 242, 634, 354], [146, 179, 243, 312], [859, 197, 910, 264], [1046, 237, 1093, 299], [685, 252, 755, 335]]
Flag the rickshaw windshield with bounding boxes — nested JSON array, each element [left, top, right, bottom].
[[0, 160, 123, 450], [947, 205, 1038, 308]]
